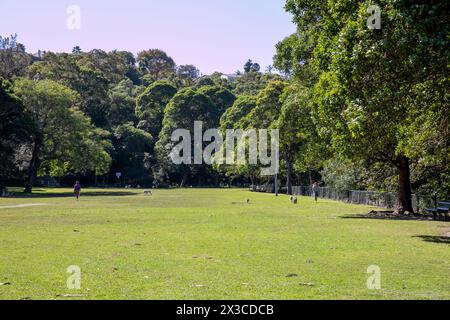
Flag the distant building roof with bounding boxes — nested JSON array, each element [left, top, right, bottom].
[[220, 74, 241, 81]]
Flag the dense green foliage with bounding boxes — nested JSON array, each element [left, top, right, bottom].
[[0, 1, 447, 210], [0, 79, 32, 192], [0, 34, 31, 79], [136, 81, 177, 137], [156, 88, 220, 186], [273, 0, 449, 212], [0, 34, 277, 191], [13, 78, 111, 192]]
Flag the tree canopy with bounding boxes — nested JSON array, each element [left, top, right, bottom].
[[137, 49, 176, 80], [1, 6, 447, 207], [274, 0, 449, 212], [136, 80, 178, 137], [13, 78, 111, 192]]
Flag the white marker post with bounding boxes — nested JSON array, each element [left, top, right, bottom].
[[275, 174, 278, 197], [116, 172, 122, 187]]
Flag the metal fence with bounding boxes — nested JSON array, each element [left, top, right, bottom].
[[250, 185, 435, 213]]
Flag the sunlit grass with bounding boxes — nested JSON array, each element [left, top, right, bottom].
[[0, 188, 448, 300]]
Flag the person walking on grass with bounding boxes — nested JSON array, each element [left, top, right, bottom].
[[74, 181, 81, 200], [312, 181, 320, 203]]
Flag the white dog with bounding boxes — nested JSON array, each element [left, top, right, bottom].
[[143, 189, 152, 195]]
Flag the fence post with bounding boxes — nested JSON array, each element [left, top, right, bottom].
[[415, 194, 419, 214]]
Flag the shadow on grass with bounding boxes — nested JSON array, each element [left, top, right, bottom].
[[413, 235, 450, 244], [7, 190, 136, 198], [340, 213, 433, 221]]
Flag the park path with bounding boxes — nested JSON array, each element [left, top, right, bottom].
[[0, 203, 48, 209]]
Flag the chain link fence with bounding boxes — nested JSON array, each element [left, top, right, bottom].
[[250, 185, 435, 213]]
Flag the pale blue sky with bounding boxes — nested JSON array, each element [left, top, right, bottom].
[[0, 0, 296, 74]]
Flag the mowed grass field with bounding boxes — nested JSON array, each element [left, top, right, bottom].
[[0, 188, 448, 300]]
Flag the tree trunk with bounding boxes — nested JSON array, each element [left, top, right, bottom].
[[397, 156, 414, 214], [286, 159, 293, 195], [214, 174, 219, 187], [249, 175, 255, 187], [180, 172, 188, 188], [24, 142, 41, 194]]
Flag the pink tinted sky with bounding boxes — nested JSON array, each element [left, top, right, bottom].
[[0, 0, 296, 75]]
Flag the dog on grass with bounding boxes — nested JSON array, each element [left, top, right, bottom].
[[144, 189, 152, 196]]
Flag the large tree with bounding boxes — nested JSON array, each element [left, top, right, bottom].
[[13, 78, 111, 193], [217, 81, 286, 186], [0, 34, 31, 79], [76, 49, 135, 84], [110, 123, 153, 184], [136, 80, 178, 137], [244, 80, 286, 129], [233, 72, 282, 96], [137, 49, 176, 80], [198, 85, 236, 121], [244, 59, 261, 73], [277, 84, 320, 194], [155, 88, 219, 186], [107, 79, 140, 128], [27, 52, 111, 128], [216, 96, 259, 184], [220, 95, 257, 133], [277, 0, 449, 212], [0, 79, 34, 192], [176, 65, 200, 82]]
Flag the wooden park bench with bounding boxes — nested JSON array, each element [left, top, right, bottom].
[[426, 201, 450, 220]]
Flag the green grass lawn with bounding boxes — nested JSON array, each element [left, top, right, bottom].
[[0, 188, 448, 300]]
